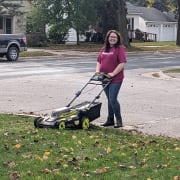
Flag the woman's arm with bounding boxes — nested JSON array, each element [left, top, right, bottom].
[[108, 62, 125, 77], [96, 62, 101, 73]]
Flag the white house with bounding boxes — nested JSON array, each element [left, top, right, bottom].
[[127, 2, 177, 41], [67, 3, 177, 42]]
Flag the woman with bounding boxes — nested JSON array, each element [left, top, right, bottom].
[[96, 30, 127, 128]]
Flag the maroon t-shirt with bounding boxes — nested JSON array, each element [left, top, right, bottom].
[[97, 45, 127, 83]]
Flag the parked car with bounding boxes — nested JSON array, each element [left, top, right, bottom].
[[0, 34, 27, 61]]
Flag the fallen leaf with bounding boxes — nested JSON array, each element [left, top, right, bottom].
[[63, 164, 68, 169], [106, 147, 112, 154], [62, 147, 70, 152], [14, 144, 21, 149], [82, 171, 90, 177], [4, 132, 9, 136], [174, 147, 180, 151], [8, 171, 20, 180], [78, 141, 82, 145], [35, 155, 42, 161], [8, 161, 16, 168], [94, 167, 109, 174], [173, 176, 180, 180], [41, 168, 51, 174], [44, 151, 50, 156], [72, 135, 77, 139], [128, 166, 136, 169], [89, 135, 94, 139], [132, 143, 138, 148], [43, 151, 50, 160], [118, 164, 127, 169], [27, 170, 33, 176], [120, 152, 126, 156]]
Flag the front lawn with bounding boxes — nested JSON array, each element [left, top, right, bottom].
[[0, 114, 180, 180]]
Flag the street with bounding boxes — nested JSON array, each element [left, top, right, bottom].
[[0, 51, 180, 138]]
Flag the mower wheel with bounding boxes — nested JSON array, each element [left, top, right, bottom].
[[81, 116, 90, 130], [59, 121, 65, 130], [34, 117, 42, 127]]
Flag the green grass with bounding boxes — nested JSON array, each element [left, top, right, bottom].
[[44, 41, 180, 52], [20, 51, 55, 57], [0, 114, 180, 180], [163, 69, 180, 73], [129, 41, 180, 52], [21, 41, 180, 57]]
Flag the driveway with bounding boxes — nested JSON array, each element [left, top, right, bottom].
[[0, 50, 180, 138]]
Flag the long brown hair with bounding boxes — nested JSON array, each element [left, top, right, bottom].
[[104, 30, 123, 52]]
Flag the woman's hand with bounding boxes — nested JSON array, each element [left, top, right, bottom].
[[108, 72, 115, 77], [108, 63, 125, 77]]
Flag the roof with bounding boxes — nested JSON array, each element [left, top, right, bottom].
[[127, 2, 177, 22]]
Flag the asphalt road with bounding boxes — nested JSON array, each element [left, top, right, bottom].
[[0, 51, 180, 138]]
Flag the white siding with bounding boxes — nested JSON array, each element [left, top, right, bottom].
[[146, 23, 177, 41], [146, 24, 160, 41], [127, 13, 177, 41], [161, 24, 177, 41]]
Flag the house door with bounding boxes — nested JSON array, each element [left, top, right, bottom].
[[6, 18, 12, 34]]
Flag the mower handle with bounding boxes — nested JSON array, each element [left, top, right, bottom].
[[66, 72, 111, 107], [91, 72, 112, 82]]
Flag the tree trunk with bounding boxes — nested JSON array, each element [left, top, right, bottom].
[[76, 0, 80, 45], [176, 0, 180, 46], [117, 0, 130, 48], [76, 28, 80, 45]]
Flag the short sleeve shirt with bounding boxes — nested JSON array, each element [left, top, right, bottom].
[[97, 45, 126, 83]]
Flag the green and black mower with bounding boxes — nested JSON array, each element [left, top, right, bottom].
[[34, 73, 111, 130]]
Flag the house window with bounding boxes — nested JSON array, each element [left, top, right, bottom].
[[6, 18, 12, 34], [0, 16, 3, 29], [127, 18, 134, 31]]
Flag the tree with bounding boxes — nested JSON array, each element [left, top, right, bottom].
[[117, 0, 130, 48], [27, 0, 130, 47], [26, 0, 48, 34], [176, 0, 180, 46], [27, 0, 86, 44], [27, 0, 72, 43], [96, 0, 130, 48], [146, 0, 155, 8], [0, 0, 24, 16], [127, 0, 177, 13]]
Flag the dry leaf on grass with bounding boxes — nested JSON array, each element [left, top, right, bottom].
[[94, 167, 109, 174], [8, 171, 20, 180]]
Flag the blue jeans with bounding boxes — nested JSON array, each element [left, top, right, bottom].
[[103, 82, 122, 120]]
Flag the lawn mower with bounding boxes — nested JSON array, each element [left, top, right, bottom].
[[34, 72, 112, 130]]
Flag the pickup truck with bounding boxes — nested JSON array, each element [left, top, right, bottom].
[[0, 34, 27, 61]]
